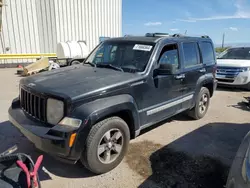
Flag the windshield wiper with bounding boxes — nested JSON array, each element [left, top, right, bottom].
[[96, 63, 124, 72], [84, 61, 96, 67]]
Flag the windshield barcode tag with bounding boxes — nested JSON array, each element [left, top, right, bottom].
[[133, 44, 152, 51]]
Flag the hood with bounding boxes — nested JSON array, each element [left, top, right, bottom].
[[217, 59, 250, 67], [21, 65, 142, 99]]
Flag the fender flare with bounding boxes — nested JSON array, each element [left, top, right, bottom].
[[191, 74, 214, 108], [72, 94, 140, 134]]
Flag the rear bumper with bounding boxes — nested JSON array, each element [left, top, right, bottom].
[[8, 100, 81, 163]]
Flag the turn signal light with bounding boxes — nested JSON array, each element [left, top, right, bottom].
[[69, 133, 77, 148]]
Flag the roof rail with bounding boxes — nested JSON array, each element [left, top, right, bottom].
[[145, 33, 169, 37]]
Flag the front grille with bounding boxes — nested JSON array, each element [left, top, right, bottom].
[[20, 88, 47, 122], [216, 66, 244, 82]]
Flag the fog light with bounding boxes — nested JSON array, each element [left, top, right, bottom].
[[243, 77, 248, 83]]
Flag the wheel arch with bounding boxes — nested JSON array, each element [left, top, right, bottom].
[[191, 75, 215, 108], [72, 94, 140, 139]]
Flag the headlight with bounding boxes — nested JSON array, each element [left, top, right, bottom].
[[46, 98, 64, 124], [59, 117, 82, 128], [242, 67, 250, 72]]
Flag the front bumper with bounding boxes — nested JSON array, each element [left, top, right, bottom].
[[8, 99, 81, 163]]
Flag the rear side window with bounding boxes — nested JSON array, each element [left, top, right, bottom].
[[200, 42, 215, 64], [183, 42, 200, 68]]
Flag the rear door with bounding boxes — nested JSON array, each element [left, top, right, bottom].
[[198, 41, 217, 78], [181, 42, 205, 109]]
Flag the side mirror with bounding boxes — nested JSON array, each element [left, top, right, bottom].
[[156, 63, 175, 75]]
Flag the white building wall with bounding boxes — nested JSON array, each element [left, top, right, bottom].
[[0, 0, 122, 64], [1, 0, 41, 64]]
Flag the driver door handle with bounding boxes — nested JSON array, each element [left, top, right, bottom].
[[175, 74, 185, 80]]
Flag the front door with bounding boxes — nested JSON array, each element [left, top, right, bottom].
[[140, 43, 184, 125]]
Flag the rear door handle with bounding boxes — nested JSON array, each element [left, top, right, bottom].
[[199, 68, 206, 73], [175, 74, 185, 79]]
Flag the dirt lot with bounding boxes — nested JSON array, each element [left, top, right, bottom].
[[0, 68, 250, 188]]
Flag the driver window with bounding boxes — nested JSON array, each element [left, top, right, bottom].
[[158, 44, 179, 70]]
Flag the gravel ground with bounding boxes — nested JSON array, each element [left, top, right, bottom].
[[0, 68, 250, 188]]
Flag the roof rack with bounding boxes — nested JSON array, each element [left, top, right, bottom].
[[145, 33, 210, 39], [145, 33, 169, 37], [172, 33, 210, 39], [172, 33, 185, 37]]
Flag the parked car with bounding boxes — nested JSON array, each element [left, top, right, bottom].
[[226, 131, 250, 188], [216, 47, 250, 90], [9, 33, 217, 174]]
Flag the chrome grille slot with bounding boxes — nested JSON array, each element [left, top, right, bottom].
[[20, 88, 46, 122]]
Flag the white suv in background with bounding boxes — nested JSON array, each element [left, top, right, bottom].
[[216, 47, 250, 90]]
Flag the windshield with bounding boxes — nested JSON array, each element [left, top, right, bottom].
[[84, 41, 155, 72], [218, 47, 250, 60]]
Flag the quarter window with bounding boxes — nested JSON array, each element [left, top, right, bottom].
[[183, 42, 200, 67]]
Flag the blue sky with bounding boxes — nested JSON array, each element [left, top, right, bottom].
[[122, 0, 250, 45]]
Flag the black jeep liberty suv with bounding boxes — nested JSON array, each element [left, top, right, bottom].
[[9, 33, 217, 174]]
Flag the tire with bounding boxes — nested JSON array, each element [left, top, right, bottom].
[[80, 117, 130, 174], [188, 87, 210, 120]]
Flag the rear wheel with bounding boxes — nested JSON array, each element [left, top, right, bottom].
[[81, 117, 130, 174], [188, 87, 210, 120]]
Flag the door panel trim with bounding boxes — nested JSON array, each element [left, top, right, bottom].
[[145, 94, 194, 116]]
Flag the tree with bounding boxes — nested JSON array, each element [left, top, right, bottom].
[[215, 47, 230, 53]]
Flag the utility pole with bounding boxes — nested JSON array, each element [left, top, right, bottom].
[[0, 0, 2, 33], [222, 33, 225, 48]]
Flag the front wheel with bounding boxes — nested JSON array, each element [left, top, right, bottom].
[[80, 117, 130, 174], [188, 87, 210, 120]]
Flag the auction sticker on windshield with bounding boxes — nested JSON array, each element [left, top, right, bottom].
[[133, 44, 152, 51]]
